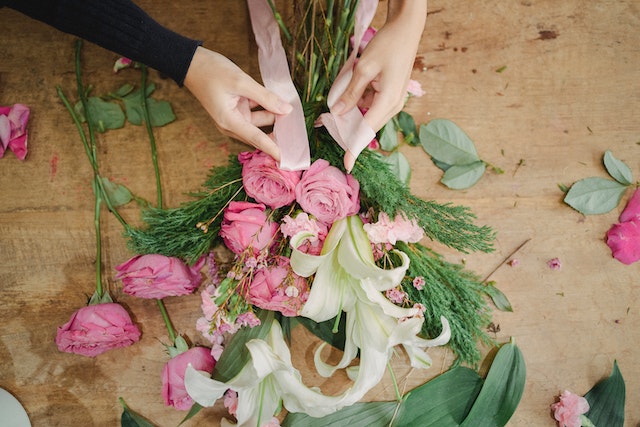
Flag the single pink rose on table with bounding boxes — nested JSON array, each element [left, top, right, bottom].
[[606, 188, 640, 265], [55, 303, 141, 357], [239, 150, 302, 209], [115, 254, 204, 299], [0, 103, 30, 160], [247, 256, 309, 317], [550, 390, 589, 427], [162, 346, 215, 410], [295, 159, 360, 226], [220, 201, 279, 255]]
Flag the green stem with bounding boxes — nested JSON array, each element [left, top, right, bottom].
[[156, 299, 177, 344], [93, 179, 104, 298], [140, 64, 163, 208], [387, 361, 402, 402]]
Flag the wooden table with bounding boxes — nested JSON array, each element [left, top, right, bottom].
[[1, 1, 638, 425]]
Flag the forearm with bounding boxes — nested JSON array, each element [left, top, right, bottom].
[[4, 0, 201, 86]]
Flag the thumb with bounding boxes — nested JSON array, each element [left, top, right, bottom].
[[333, 65, 375, 115]]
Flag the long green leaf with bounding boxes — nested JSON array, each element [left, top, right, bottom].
[[564, 177, 628, 215], [584, 361, 625, 427], [603, 150, 633, 186], [483, 284, 513, 312], [419, 119, 480, 165], [282, 401, 398, 427], [460, 341, 526, 427]]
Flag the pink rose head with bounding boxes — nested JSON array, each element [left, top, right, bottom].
[[550, 390, 589, 427], [55, 303, 141, 357], [115, 254, 204, 299], [619, 188, 640, 223], [162, 347, 215, 410], [606, 220, 640, 264], [219, 201, 279, 255], [240, 150, 301, 209], [406, 79, 426, 97], [295, 159, 360, 225], [247, 257, 309, 317], [113, 57, 133, 73], [0, 103, 30, 160]]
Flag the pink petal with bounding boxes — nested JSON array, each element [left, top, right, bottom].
[[620, 188, 640, 223], [606, 220, 640, 265]]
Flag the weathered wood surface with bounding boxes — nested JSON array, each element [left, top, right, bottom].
[[1, 1, 638, 425]]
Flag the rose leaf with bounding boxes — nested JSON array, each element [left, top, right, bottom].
[[564, 177, 629, 215], [441, 161, 486, 190], [603, 150, 633, 186], [419, 119, 480, 165]]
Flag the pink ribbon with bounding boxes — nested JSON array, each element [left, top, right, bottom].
[[248, 0, 378, 172], [247, 0, 310, 171]]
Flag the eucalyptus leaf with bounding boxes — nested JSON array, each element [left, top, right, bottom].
[[419, 119, 480, 165], [100, 177, 134, 207], [75, 96, 125, 132], [564, 177, 629, 215], [213, 309, 274, 382], [441, 161, 486, 189], [397, 111, 418, 146], [603, 150, 633, 186], [584, 361, 625, 427], [483, 284, 513, 312], [460, 340, 526, 427], [380, 151, 412, 184], [282, 401, 397, 427], [379, 120, 399, 151]]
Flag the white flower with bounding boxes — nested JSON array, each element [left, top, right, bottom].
[[185, 320, 349, 426], [289, 215, 450, 405]]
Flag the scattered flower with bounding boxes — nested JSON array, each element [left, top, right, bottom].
[[115, 254, 205, 299], [606, 188, 640, 265], [507, 258, 520, 267], [219, 201, 280, 255], [406, 79, 425, 97], [55, 303, 141, 357], [550, 390, 589, 427], [547, 257, 562, 270], [0, 103, 30, 160], [412, 276, 425, 290], [239, 150, 302, 209], [113, 57, 133, 73], [162, 346, 215, 410]]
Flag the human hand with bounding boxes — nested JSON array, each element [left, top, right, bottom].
[[184, 46, 292, 161], [333, 1, 427, 132]]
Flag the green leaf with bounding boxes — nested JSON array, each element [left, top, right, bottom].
[[380, 151, 412, 185], [584, 361, 626, 427], [603, 150, 633, 185], [379, 120, 399, 151], [441, 161, 486, 189], [483, 284, 513, 312], [123, 83, 175, 127], [114, 83, 135, 97], [397, 111, 418, 146], [212, 309, 274, 382], [395, 367, 483, 426], [282, 401, 398, 427], [100, 177, 134, 207], [145, 97, 176, 127], [419, 119, 480, 165], [297, 313, 346, 351], [460, 341, 526, 427], [75, 96, 125, 132], [120, 400, 157, 427], [564, 177, 629, 215], [179, 403, 202, 426]]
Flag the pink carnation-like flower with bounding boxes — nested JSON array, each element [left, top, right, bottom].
[[281, 212, 328, 255], [219, 201, 279, 255], [606, 188, 640, 265], [550, 390, 589, 427], [363, 212, 424, 245], [295, 159, 360, 226], [115, 254, 204, 299], [0, 103, 30, 160], [247, 257, 309, 317], [55, 303, 141, 357], [162, 347, 216, 410], [239, 150, 302, 209]]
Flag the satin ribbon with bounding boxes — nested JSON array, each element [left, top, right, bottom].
[[248, 0, 378, 172], [247, 0, 310, 171]]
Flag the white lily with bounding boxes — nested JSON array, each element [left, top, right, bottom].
[[290, 215, 451, 405], [185, 319, 350, 427]]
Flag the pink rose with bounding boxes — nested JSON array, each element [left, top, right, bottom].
[[115, 254, 204, 299], [550, 390, 589, 427], [295, 159, 360, 225], [247, 257, 309, 317], [606, 220, 640, 264], [55, 303, 141, 357], [406, 79, 425, 97], [619, 188, 640, 222], [220, 201, 279, 255], [240, 150, 301, 209], [162, 347, 215, 410], [0, 103, 30, 160]]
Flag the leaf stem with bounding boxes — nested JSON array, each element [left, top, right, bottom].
[[387, 361, 402, 402]]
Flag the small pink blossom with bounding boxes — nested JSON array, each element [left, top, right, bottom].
[[240, 150, 302, 209], [113, 57, 133, 73], [0, 103, 30, 160], [363, 212, 424, 245], [236, 311, 261, 328], [547, 257, 562, 270], [412, 276, 425, 290], [406, 79, 425, 97], [550, 390, 589, 427], [281, 212, 328, 255], [508, 258, 520, 267], [385, 288, 406, 304], [223, 389, 238, 416]]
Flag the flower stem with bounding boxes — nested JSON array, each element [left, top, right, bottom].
[[156, 299, 177, 344], [387, 361, 402, 402], [140, 64, 163, 209], [93, 179, 104, 298]]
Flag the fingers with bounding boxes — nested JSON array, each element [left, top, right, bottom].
[[240, 77, 292, 116], [333, 61, 378, 115], [224, 115, 281, 161]]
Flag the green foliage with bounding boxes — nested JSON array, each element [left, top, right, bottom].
[[100, 176, 134, 207], [603, 150, 633, 185], [398, 242, 494, 365], [74, 96, 125, 132], [120, 398, 157, 427], [121, 83, 176, 127], [584, 361, 626, 427]]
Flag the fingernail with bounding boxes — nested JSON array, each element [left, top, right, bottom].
[[278, 101, 293, 114]]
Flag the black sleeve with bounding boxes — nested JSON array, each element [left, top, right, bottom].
[[4, 0, 202, 86]]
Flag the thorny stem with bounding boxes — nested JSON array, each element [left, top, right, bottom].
[[140, 64, 163, 209]]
